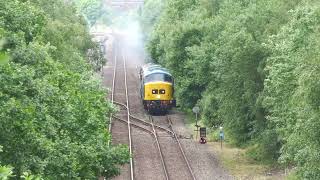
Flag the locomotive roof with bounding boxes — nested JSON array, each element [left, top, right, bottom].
[[144, 69, 172, 77], [141, 63, 160, 70], [142, 63, 172, 77]]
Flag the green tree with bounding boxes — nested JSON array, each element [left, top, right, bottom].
[[144, 0, 320, 178], [74, 0, 102, 26], [263, 3, 320, 178], [0, 0, 129, 179]]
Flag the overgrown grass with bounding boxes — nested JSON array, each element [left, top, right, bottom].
[[286, 171, 299, 180], [211, 142, 288, 179]]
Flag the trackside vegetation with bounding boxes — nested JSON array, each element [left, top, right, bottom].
[[0, 0, 129, 179], [142, 0, 320, 179]]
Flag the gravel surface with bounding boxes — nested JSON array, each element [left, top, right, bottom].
[[131, 128, 165, 180]]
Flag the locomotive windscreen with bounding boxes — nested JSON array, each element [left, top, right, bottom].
[[145, 73, 173, 83]]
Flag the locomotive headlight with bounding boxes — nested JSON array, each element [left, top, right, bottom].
[[152, 89, 158, 94], [160, 89, 165, 94]]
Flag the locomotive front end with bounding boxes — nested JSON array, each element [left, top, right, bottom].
[[143, 82, 176, 113], [140, 66, 176, 114]]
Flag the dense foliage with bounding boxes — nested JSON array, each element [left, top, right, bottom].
[[74, 0, 103, 26], [140, 0, 164, 40], [0, 0, 129, 179], [143, 0, 320, 178], [73, 0, 113, 26]]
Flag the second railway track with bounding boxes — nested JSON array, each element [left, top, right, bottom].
[[109, 40, 134, 180]]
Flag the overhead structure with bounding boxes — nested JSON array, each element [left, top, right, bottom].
[[105, 0, 144, 10]]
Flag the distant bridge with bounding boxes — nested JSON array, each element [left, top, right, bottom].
[[105, 0, 144, 9], [109, 0, 144, 4]]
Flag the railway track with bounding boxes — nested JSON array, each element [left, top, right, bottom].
[[149, 116, 170, 180], [109, 41, 134, 180], [110, 38, 195, 180], [166, 116, 196, 180], [108, 39, 117, 135], [150, 115, 196, 180], [114, 114, 170, 180], [113, 101, 174, 135], [111, 42, 169, 180], [114, 114, 196, 180], [122, 50, 134, 180]]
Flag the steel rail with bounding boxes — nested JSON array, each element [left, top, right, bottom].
[[122, 50, 134, 180], [114, 101, 127, 108], [108, 42, 117, 135], [167, 116, 196, 180], [113, 115, 170, 180], [113, 116, 153, 135], [130, 114, 174, 135], [149, 116, 170, 180], [113, 101, 174, 135]]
